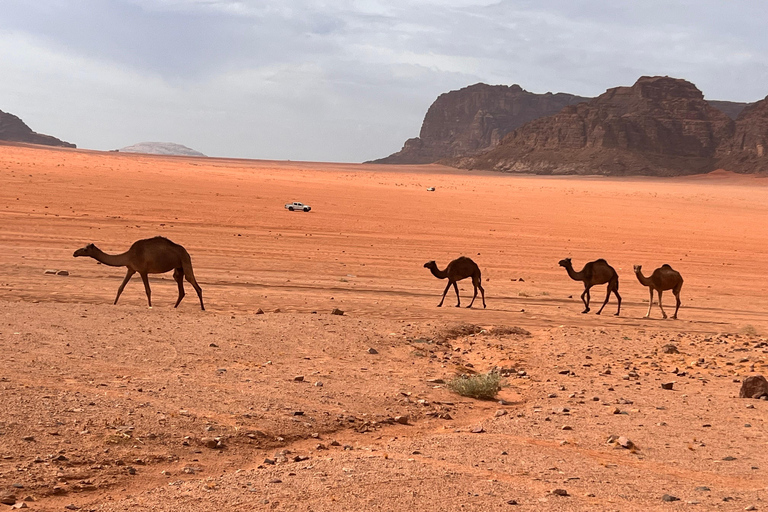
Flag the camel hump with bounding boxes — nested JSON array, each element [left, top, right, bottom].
[[661, 264, 673, 269], [594, 258, 608, 265]]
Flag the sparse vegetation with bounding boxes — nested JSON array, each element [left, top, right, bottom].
[[447, 372, 502, 400], [741, 324, 759, 336], [437, 323, 483, 341], [489, 325, 531, 336]]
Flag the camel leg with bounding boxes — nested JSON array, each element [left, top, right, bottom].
[[596, 285, 611, 315], [467, 278, 478, 308], [613, 286, 621, 316], [645, 288, 653, 318], [580, 286, 591, 314], [182, 264, 204, 310], [437, 281, 451, 307], [657, 290, 667, 319], [452, 281, 461, 307], [478, 282, 486, 309], [114, 269, 135, 305], [139, 272, 152, 308], [173, 268, 185, 308], [672, 290, 681, 319]]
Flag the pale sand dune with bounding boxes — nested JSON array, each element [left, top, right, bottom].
[[1, 143, 767, 510]]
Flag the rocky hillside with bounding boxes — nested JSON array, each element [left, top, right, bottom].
[[717, 95, 768, 174], [0, 109, 75, 148], [369, 83, 589, 164], [118, 142, 206, 157], [451, 76, 768, 176]]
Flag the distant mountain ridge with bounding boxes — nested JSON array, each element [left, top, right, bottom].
[[370, 81, 757, 175], [449, 76, 768, 176], [370, 83, 589, 164], [0, 109, 75, 148], [118, 142, 206, 157]]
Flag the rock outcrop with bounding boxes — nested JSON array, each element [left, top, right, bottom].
[[369, 83, 588, 164], [452, 76, 758, 176], [716, 95, 768, 174], [0, 109, 75, 148], [118, 142, 206, 157]]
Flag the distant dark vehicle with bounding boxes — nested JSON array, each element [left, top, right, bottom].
[[285, 201, 311, 212]]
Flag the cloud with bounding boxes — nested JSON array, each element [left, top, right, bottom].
[[1, 0, 767, 161]]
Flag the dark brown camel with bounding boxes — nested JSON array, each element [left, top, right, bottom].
[[73, 236, 204, 310], [424, 257, 486, 308], [634, 264, 683, 319], [558, 257, 621, 315]]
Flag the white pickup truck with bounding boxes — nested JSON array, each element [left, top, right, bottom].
[[285, 201, 311, 212]]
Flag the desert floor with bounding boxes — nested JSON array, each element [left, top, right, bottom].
[[1, 142, 767, 511]]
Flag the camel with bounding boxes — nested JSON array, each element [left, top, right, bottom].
[[73, 236, 204, 310], [633, 264, 683, 319], [424, 257, 486, 308], [558, 257, 621, 315]]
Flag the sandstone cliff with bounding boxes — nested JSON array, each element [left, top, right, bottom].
[[0, 110, 75, 148], [716, 96, 768, 174], [452, 77, 749, 176], [369, 83, 588, 164]]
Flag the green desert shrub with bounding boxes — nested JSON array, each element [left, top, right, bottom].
[[447, 372, 502, 400]]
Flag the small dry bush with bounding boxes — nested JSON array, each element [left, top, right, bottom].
[[437, 323, 483, 341], [448, 372, 502, 400], [489, 325, 531, 336]]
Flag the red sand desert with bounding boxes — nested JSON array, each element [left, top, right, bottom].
[[1, 142, 767, 511]]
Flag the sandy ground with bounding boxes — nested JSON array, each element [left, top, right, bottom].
[[0, 142, 767, 511]]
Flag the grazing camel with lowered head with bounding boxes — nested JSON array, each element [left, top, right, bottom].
[[558, 257, 621, 315], [424, 256, 486, 308], [73, 236, 204, 310], [633, 264, 683, 319]]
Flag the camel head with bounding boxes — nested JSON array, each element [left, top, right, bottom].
[[73, 243, 97, 258], [558, 257, 572, 268], [633, 264, 642, 274], [423, 260, 437, 270]]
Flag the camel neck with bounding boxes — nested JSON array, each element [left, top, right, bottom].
[[90, 247, 130, 267], [634, 271, 651, 286], [429, 266, 448, 279], [564, 264, 583, 281]]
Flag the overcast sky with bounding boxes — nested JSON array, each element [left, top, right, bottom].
[[1, 0, 767, 162]]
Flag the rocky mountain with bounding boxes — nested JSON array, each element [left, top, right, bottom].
[[118, 142, 206, 157], [369, 83, 589, 164], [717, 95, 768, 174], [0, 109, 75, 148], [451, 76, 768, 176]]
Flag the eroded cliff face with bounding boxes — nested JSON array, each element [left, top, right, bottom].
[[0, 110, 75, 148], [369, 83, 588, 164], [717, 96, 768, 173], [451, 77, 765, 176]]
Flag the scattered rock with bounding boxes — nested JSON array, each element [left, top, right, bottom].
[[293, 375, 305, 382], [44, 269, 57, 275], [313, 381, 323, 387], [495, 410, 507, 417], [662, 494, 680, 502], [427, 378, 445, 384], [562, 425, 573, 431], [695, 486, 710, 492], [0, 495, 16, 506], [470, 425, 485, 434], [21, 436, 34, 442], [739, 375, 768, 399], [367, 347, 378, 354], [745, 506, 757, 511], [273, 308, 281, 313], [662, 344, 679, 354], [57, 270, 69, 276], [255, 308, 264, 314], [661, 382, 675, 390], [331, 308, 344, 316], [269, 478, 282, 484], [11, 503, 28, 509], [394, 415, 409, 425], [506, 499, 518, 505], [201, 437, 223, 449], [551, 488, 569, 496]]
